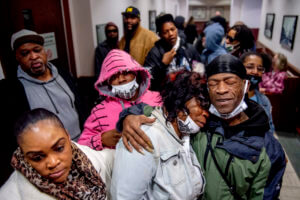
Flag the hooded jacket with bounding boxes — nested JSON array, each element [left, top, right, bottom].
[[191, 100, 286, 200], [95, 22, 119, 78], [78, 50, 161, 150], [201, 23, 227, 64], [17, 63, 81, 141]]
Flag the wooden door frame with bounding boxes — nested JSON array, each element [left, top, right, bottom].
[[62, 0, 77, 77]]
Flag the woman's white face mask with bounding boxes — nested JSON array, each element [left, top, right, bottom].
[[111, 78, 139, 99], [177, 115, 201, 135]]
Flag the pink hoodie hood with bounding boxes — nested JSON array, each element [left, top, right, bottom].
[[95, 49, 151, 99]]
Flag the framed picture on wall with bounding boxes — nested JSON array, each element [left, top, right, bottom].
[[280, 15, 298, 50], [209, 7, 224, 19], [149, 10, 156, 32], [96, 24, 106, 44], [264, 13, 275, 39], [190, 6, 207, 21]]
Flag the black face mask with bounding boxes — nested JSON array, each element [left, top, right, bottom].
[[248, 75, 262, 90]]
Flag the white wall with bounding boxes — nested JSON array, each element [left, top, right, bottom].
[[68, 0, 94, 77], [189, 0, 231, 6], [189, 0, 231, 21], [69, 0, 184, 77], [230, 0, 262, 28], [258, 0, 300, 70]]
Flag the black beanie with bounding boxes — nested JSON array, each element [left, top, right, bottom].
[[206, 54, 247, 79], [155, 14, 175, 33]]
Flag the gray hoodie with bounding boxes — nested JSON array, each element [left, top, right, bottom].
[[17, 63, 81, 141]]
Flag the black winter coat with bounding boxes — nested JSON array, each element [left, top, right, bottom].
[[144, 39, 201, 91]]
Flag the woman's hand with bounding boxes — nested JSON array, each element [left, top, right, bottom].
[[102, 129, 122, 147], [162, 49, 176, 65], [122, 115, 156, 154]]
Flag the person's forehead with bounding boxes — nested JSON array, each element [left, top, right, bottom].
[[244, 55, 262, 63], [16, 42, 43, 51], [107, 25, 117, 30], [161, 22, 176, 30], [124, 14, 138, 19], [20, 120, 67, 151], [208, 72, 241, 81]]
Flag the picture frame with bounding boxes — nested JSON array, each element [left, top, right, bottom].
[[190, 6, 207, 21], [264, 13, 275, 39], [96, 24, 106, 44], [209, 7, 224, 19], [149, 10, 156, 32], [280, 15, 298, 50]]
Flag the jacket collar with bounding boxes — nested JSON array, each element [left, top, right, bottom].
[[206, 100, 269, 163]]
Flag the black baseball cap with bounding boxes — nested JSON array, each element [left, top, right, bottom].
[[122, 6, 140, 18]]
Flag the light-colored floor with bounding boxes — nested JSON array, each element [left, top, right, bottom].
[[279, 156, 300, 200]]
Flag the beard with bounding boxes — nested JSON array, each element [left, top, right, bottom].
[[124, 22, 139, 36]]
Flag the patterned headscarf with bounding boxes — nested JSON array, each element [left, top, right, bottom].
[[11, 143, 106, 200]]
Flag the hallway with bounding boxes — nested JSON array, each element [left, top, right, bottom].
[[280, 154, 300, 200]]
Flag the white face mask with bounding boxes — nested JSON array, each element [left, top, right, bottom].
[[173, 36, 180, 51], [111, 78, 139, 99], [209, 80, 249, 119], [177, 115, 201, 135]]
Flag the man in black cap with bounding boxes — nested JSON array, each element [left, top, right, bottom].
[[119, 6, 158, 65], [115, 54, 286, 200], [144, 14, 201, 91], [94, 22, 119, 77], [0, 29, 87, 185]]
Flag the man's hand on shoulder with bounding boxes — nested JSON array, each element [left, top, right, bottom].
[[122, 115, 155, 154], [162, 49, 176, 65]]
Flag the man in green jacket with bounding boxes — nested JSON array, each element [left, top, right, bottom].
[[118, 54, 286, 199], [190, 54, 286, 199]]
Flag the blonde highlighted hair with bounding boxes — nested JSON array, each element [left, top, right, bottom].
[[274, 53, 287, 71]]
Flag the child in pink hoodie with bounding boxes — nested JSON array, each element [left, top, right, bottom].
[[78, 49, 161, 150]]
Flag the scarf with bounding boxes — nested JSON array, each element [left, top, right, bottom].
[[11, 143, 106, 200]]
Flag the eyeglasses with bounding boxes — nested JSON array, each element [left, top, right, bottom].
[[245, 65, 265, 73], [107, 29, 118, 33], [226, 35, 235, 43]]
